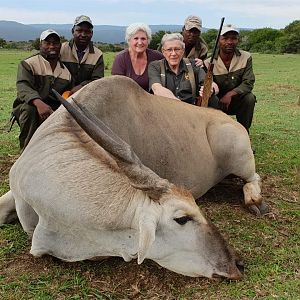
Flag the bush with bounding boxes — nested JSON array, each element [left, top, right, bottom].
[[0, 38, 6, 48], [149, 30, 170, 50]]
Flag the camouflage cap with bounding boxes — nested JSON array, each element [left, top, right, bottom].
[[184, 15, 202, 31], [221, 24, 239, 36], [73, 15, 93, 27], [40, 29, 60, 42]]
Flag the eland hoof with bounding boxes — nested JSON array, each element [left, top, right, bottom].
[[248, 201, 271, 216]]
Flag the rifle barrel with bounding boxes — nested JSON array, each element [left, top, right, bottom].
[[210, 17, 225, 64]]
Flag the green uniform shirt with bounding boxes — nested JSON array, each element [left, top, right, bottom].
[[13, 53, 72, 110], [60, 39, 104, 86], [204, 49, 255, 98], [148, 58, 206, 104]]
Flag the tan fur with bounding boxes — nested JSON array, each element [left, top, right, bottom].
[[0, 77, 251, 278], [70, 76, 260, 204]]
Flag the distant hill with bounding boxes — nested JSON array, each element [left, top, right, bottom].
[[0, 21, 196, 43], [0, 21, 41, 41]]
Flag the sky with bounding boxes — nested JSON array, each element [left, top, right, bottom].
[[0, 0, 299, 29]]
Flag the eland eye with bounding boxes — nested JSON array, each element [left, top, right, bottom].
[[174, 216, 193, 225]]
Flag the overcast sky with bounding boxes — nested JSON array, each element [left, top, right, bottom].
[[1, 0, 299, 29]]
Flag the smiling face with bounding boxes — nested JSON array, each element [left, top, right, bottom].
[[128, 30, 149, 54], [162, 40, 185, 69], [40, 34, 61, 60], [219, 32, 239, 55]]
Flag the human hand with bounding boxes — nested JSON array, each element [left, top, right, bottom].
[[194, 58, 203, 67], [199, 86, 204, 97], [212, 82, 219, 95], [219, 94, 232, 111], [31, 99, 53, 122], [199, 82, 219, 97]]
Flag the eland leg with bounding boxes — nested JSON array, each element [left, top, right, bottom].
[[0, 190, 17, 224], [15, 196, 39, 238], [243, 173, 270, 216], [208, 121, 270, 216]]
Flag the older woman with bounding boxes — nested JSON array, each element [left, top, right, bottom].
[[148, 33, 218, 105], [111, 23, 164, 91]]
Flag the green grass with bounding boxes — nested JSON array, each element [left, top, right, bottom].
[[0, 50, 299, 299], [103, 51, 116, 77], [251, 53, 300, 185], [0, 50, 26, 158]]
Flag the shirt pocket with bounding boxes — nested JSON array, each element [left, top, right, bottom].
[[180, 76, 192, 93]]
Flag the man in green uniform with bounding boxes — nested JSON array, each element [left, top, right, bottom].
[[13, 29, 72, 151], [60, 15, 104, 96], [157, 15, 208, 62], [182, 15, 208, 60], [204, 24, 256, 133]]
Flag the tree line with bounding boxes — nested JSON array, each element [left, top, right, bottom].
[[0, 20, 299, 54], [149, 20, 300, 54]]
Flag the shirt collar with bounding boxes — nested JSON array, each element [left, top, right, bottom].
[[39, 52, 65, 68], [69, 39, 95, 54]]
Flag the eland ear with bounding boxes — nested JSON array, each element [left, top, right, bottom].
[[130, 181, 170, 201], [137, 217, 157, 264]]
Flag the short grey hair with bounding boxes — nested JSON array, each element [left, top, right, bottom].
[[161, 33, 185, 49], [125, 23, 152, 43]]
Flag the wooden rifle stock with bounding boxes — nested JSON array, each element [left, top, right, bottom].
[[197, 17, 225, 107], [197, 63, 214, 107]]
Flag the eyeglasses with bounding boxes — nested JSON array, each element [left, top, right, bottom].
[[163, 47, 183, 54]]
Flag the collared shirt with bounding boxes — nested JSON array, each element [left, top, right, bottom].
[[60, 39, 104, 86], [73, 42, 88, 63], [148, 58, 206, 104], [204, 48, 255, 97], [76, 49, 85, 63], [13, 53, 72, 110]]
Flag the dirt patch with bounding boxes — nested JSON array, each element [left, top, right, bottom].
[[0, 154, 18, 185], [199, 175, 298, 213], [1, 252, 212, 299]]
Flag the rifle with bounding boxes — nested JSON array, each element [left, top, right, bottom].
[[196, 17, 225, 107]]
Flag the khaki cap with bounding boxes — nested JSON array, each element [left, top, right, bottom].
[[73, 15, 93, 27], [184, 15, 202, 31], [221, 24, 239, 36]]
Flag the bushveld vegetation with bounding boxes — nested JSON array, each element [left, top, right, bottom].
[[150, 20, 300, 54], [0, 50, 299, 299]]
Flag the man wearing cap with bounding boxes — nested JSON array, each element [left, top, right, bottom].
[[204, 24, 256, 133], [182, 15, 208, 60], [12, 29, 72, 151], [60, 15, 104, 95]]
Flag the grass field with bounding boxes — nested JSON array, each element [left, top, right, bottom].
[[0, 49, 299, 299]]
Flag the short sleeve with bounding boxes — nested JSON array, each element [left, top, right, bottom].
[[148, 60, 163, 91], [111, 51, 126, 75]]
